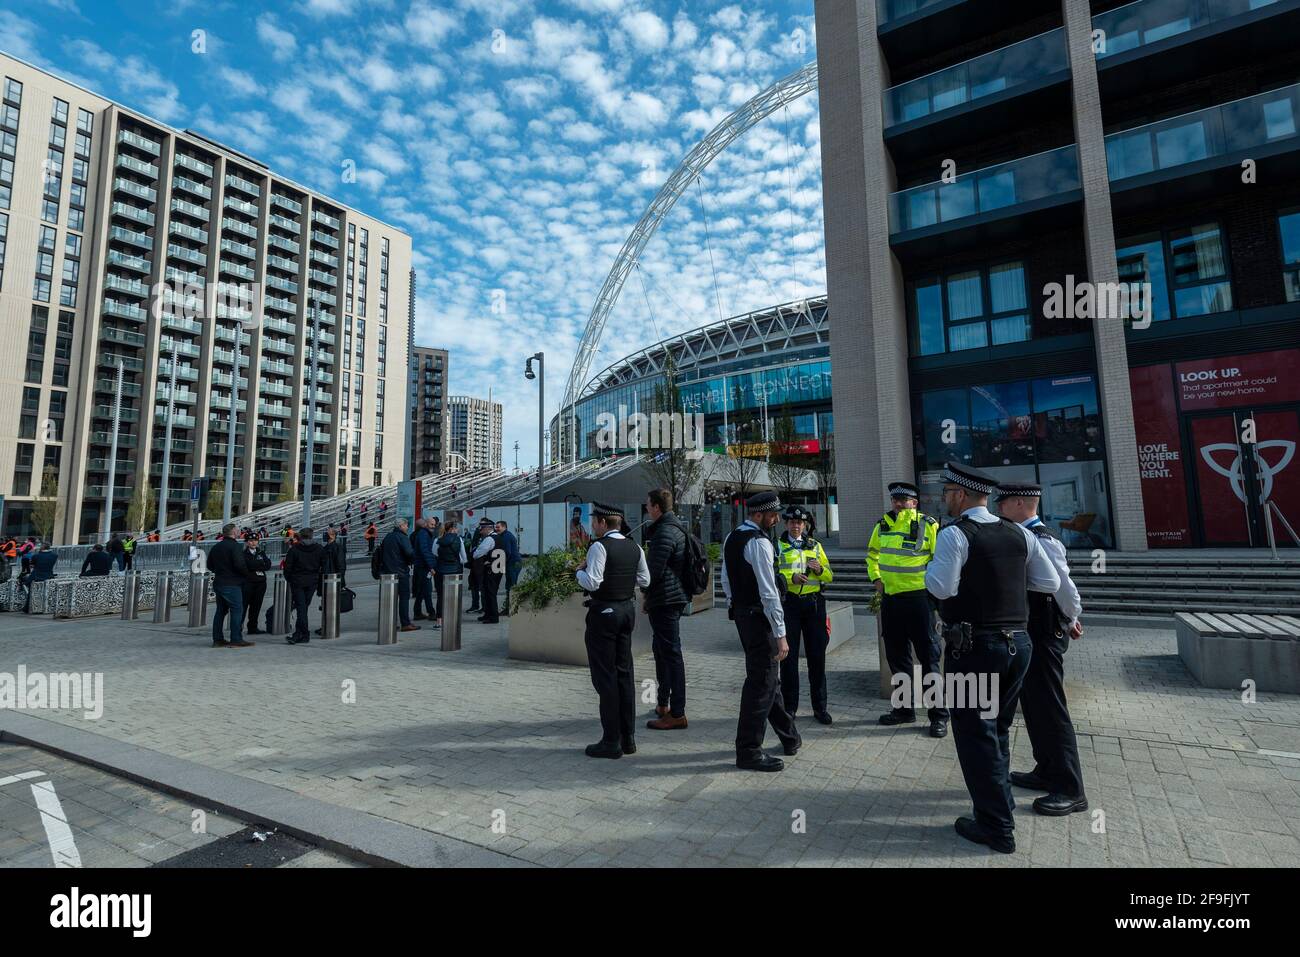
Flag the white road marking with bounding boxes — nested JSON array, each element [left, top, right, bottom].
[[1258, 748, 1300, 760], [0, 770, 46, 788], [29, 779, 82, 868]]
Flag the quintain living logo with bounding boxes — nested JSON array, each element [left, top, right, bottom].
[[1199, 440, 1295, 504]]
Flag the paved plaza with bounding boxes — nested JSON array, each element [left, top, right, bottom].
[[2, 581, 1299, 868]]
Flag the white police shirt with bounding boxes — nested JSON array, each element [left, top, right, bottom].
[[720, 520, 787, 638], [924, 506, 1060, 601], [1023, 516, 1082, 624], [575, 531, 651, 592]]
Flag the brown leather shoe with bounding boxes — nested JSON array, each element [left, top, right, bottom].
[[400, 624, 420, 632], [646, 714, 688, 731]]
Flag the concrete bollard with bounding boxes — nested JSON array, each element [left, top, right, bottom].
[[120, 571, 141, 620], [321, 574, 340, 639], [187, 572, 209, 628], [441, 575, 463, 652], [152, 571, 172, 623], [271, 574, 289, 635], [377, 574, 397, 645]]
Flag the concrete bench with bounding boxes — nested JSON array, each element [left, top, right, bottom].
[[1176, 612, 1300, 694], [826, 601, 856, 653]]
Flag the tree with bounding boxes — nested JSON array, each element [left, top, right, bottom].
[[126, 479, 156, 533], [206, 477, 225, 516], [717, 395, 766, 513], [30, 466, 61, 543], [811, 432, 836, 510], [276, 472, 295, 503], [766, 404, 804, 504], [639, 352, 707, 509]]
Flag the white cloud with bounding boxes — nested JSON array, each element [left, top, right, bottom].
[[256, 14, 298, 60], [217, 66, 263, 98], [620, 10, 669, 53]]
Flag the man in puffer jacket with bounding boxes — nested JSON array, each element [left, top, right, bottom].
[[642, 488, 690, 731]]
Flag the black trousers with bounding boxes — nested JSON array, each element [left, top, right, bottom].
[[780, 591, 829, 715], [882, 590, 949, 720], [434, 571, 446, 619], [1021, 620, 1086, 798], [394, 573, 411, 627], [734, 607, 800, 762], [584, 599, 636, 743], [947, 631, 1032, 838], [480, 571, 502, 622], [648, 604, 686, 717], [412, 567, 434, 617], [291, 584, 316, 641], [243, 579, 267, 631]]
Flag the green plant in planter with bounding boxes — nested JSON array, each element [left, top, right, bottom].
[[510, 546, 587, 613], [707, 542, 721, 564]]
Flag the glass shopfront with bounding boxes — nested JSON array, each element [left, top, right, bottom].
[[913, 373, 1113, 547]]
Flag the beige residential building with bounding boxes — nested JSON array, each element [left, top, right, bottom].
[[0, 53, 412, 543], [448, 394, 502, 472]]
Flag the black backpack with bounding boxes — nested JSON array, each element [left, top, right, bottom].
[[370, 544, 383, 580], [680, 529, 710, 597]]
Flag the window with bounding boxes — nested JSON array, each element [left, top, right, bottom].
[[1118, 222, 1232, 321], [1280, 208, 1300, 303], [2, 78, 20, 105], [0, 211, 7, 290], [907, 260, 1030, 356]]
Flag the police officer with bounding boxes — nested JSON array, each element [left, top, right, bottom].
[[576, 502, 650, 759], [868, 481, 947, 736], [776, 505, 834, 725], [723, 491, 802, 772], [996, 482, 1088, 817], [925, 463, 1060, 854]]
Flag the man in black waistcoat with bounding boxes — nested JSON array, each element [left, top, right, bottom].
[[925, 463, 1060, 853], [996, 481, 1088, 817], [576, 502, 650, 759], [723, 491, 801, 772]]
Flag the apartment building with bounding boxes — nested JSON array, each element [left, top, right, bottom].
[[448, 394, 503, 472], [0, 53, 413, 542], [409, 345, 449, 477], [817, 0, 1300, 549]]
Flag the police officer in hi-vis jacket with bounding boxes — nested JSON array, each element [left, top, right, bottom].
[[775, 505, 834, 725]]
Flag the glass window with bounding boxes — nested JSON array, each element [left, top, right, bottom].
[[1116, 234, 1172, 321], [1278, 208, 1300, 303], [1167, 223, 1232, 317], [908, 260, 1028, 355]]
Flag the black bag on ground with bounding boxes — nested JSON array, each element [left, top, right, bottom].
[[339, 587, 356, 614]]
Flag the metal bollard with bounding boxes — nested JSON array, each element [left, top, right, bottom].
[[376, 574, 397, 645], [120, 571, 141, 620], [321, 574, 340, 639], [440, 575, 463, 651], [271, 573, 289, 635], [152, 571, 172, 623], [187, 572, 209, 628]]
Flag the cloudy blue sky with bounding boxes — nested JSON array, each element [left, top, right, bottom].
[[2, 0, 824, 468]]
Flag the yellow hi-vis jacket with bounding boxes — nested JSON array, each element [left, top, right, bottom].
[[776, 535, 833, 597], [866, 508, 938, 596]]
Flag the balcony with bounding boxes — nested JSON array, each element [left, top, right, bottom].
[[311, 230, 339, 249], [223, 216, 258, 240], [115, 153, 158, 178], [261, 357, 295, 376], [172, 175, 212, 200], [263, 337, 296, 356], [167, 244, 207, 267], [225, 194, 259, 218], [220, 237, 257, 260], [103, 299, 148, 322], [259, 446, 291, 461], [258, 424, 291, 440], [876, 0, 1059, 64], [110, 225, 152, 250], [220, 259, 257, 282], [154, 410, 196, 429], [266, 274, 298, 295], [164, 266, 205, 288], [258, 402, 291, 418], [155, 385, 198, 404], [269, 234, 301, 255], [214, 325, 252, 346], [95, 404, 141, 423], [260, 380, 293, 398], [104, 274, 148, 298], [210, 370, 248, 389], [174, 152, 214, 177], [99, 352, 145, 373], [889, 143, 1081, 258], [157, 361, 199, 383], [1106, 82, 1300, 211], [151, 436, 194, 453], [118, 128, 161, 155], [85, 485, 135, 500], [160, 313, 203, 336], [311, 248, 339, 268], [212, 347, 250, 367], [149, 461, 194, 478], [1093, 0, 1300, 98], [95, 378, 142, 398], [266, 253, 298, 274], [270, 212, 298, 233], [114, 176, 157, 203], [101, 326, 148, 349], [312, 208, 340, 230], [112, 202, 155, 227], [209, 395, 248, 412], [225, 173, 262, 197], [265, 315, 296, 334], [160, 337, 202, 358], [271, 192, 303, 215], [171, 197, 209, 221], [90, 431, 137, 448], [105, 250, 147, 275], [170, 221, 208, 243]]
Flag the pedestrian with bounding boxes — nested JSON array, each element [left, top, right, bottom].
[[22, 542, 57, 614], [576, 502, 650, 759], [364, 521, 378, 555], [317, 527, 348, 638], [208, 522, 256, 649], [107, 533, 125, 571], [775, 505, 834, 725], [925, 463, 1059, 854], [80, 544, 114, 577], [641, 488, 690, 731], [465, 521, 487, 613], [996, 482, 1087, 817], [242, 534, 272, 635], [471, 518, 503, 624], [723, 491, 801, 772], [434, 520, 467, 629], [868, 481, 948, 737], [379, 517, 419, 632], [283, 527, 325, 645], [492, 520, 521, 615], [410, 517, 436, 621], [123, 533, 137, 570]]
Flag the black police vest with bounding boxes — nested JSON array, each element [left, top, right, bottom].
[[942, 518, 1029, 630], [591, 535, 640, 602], [724, 525, 763, 608], [1026, 524, 1064, 635]]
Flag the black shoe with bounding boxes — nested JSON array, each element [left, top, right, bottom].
[[228, 640, 255, 648], [813, 710, 832, 726], [479, 617, 499, 624], [414, 613, 427, 620], [620, 736, 636, 755], [878, 710, 916, 726], [211, 639, 230, 648], [929, 719, 948, 738], [782, 738, 802, 756], [954, 816, 1015, 854], [1010, 770, 1051, 792], [585, 740, 622, 759], [246, 627, 263, 635], [1033, 793, 1089, 816], [736, 754, 784, 772]]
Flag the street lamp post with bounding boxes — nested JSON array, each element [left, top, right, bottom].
[[302, 298, 320, 528], [525, 352, 544, 556]]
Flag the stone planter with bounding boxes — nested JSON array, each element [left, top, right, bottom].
[[682, 562, 715, 617], [508, 592, 653, 666]]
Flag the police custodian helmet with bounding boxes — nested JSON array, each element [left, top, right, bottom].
[[782, 505, 813, 522]]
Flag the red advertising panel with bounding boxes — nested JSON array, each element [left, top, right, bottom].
[[1175, 348, 1300, 411], [1252, 410, 1300, 541], [1129, 364, 1191, 547], [1190, 415, 1253, 545]]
